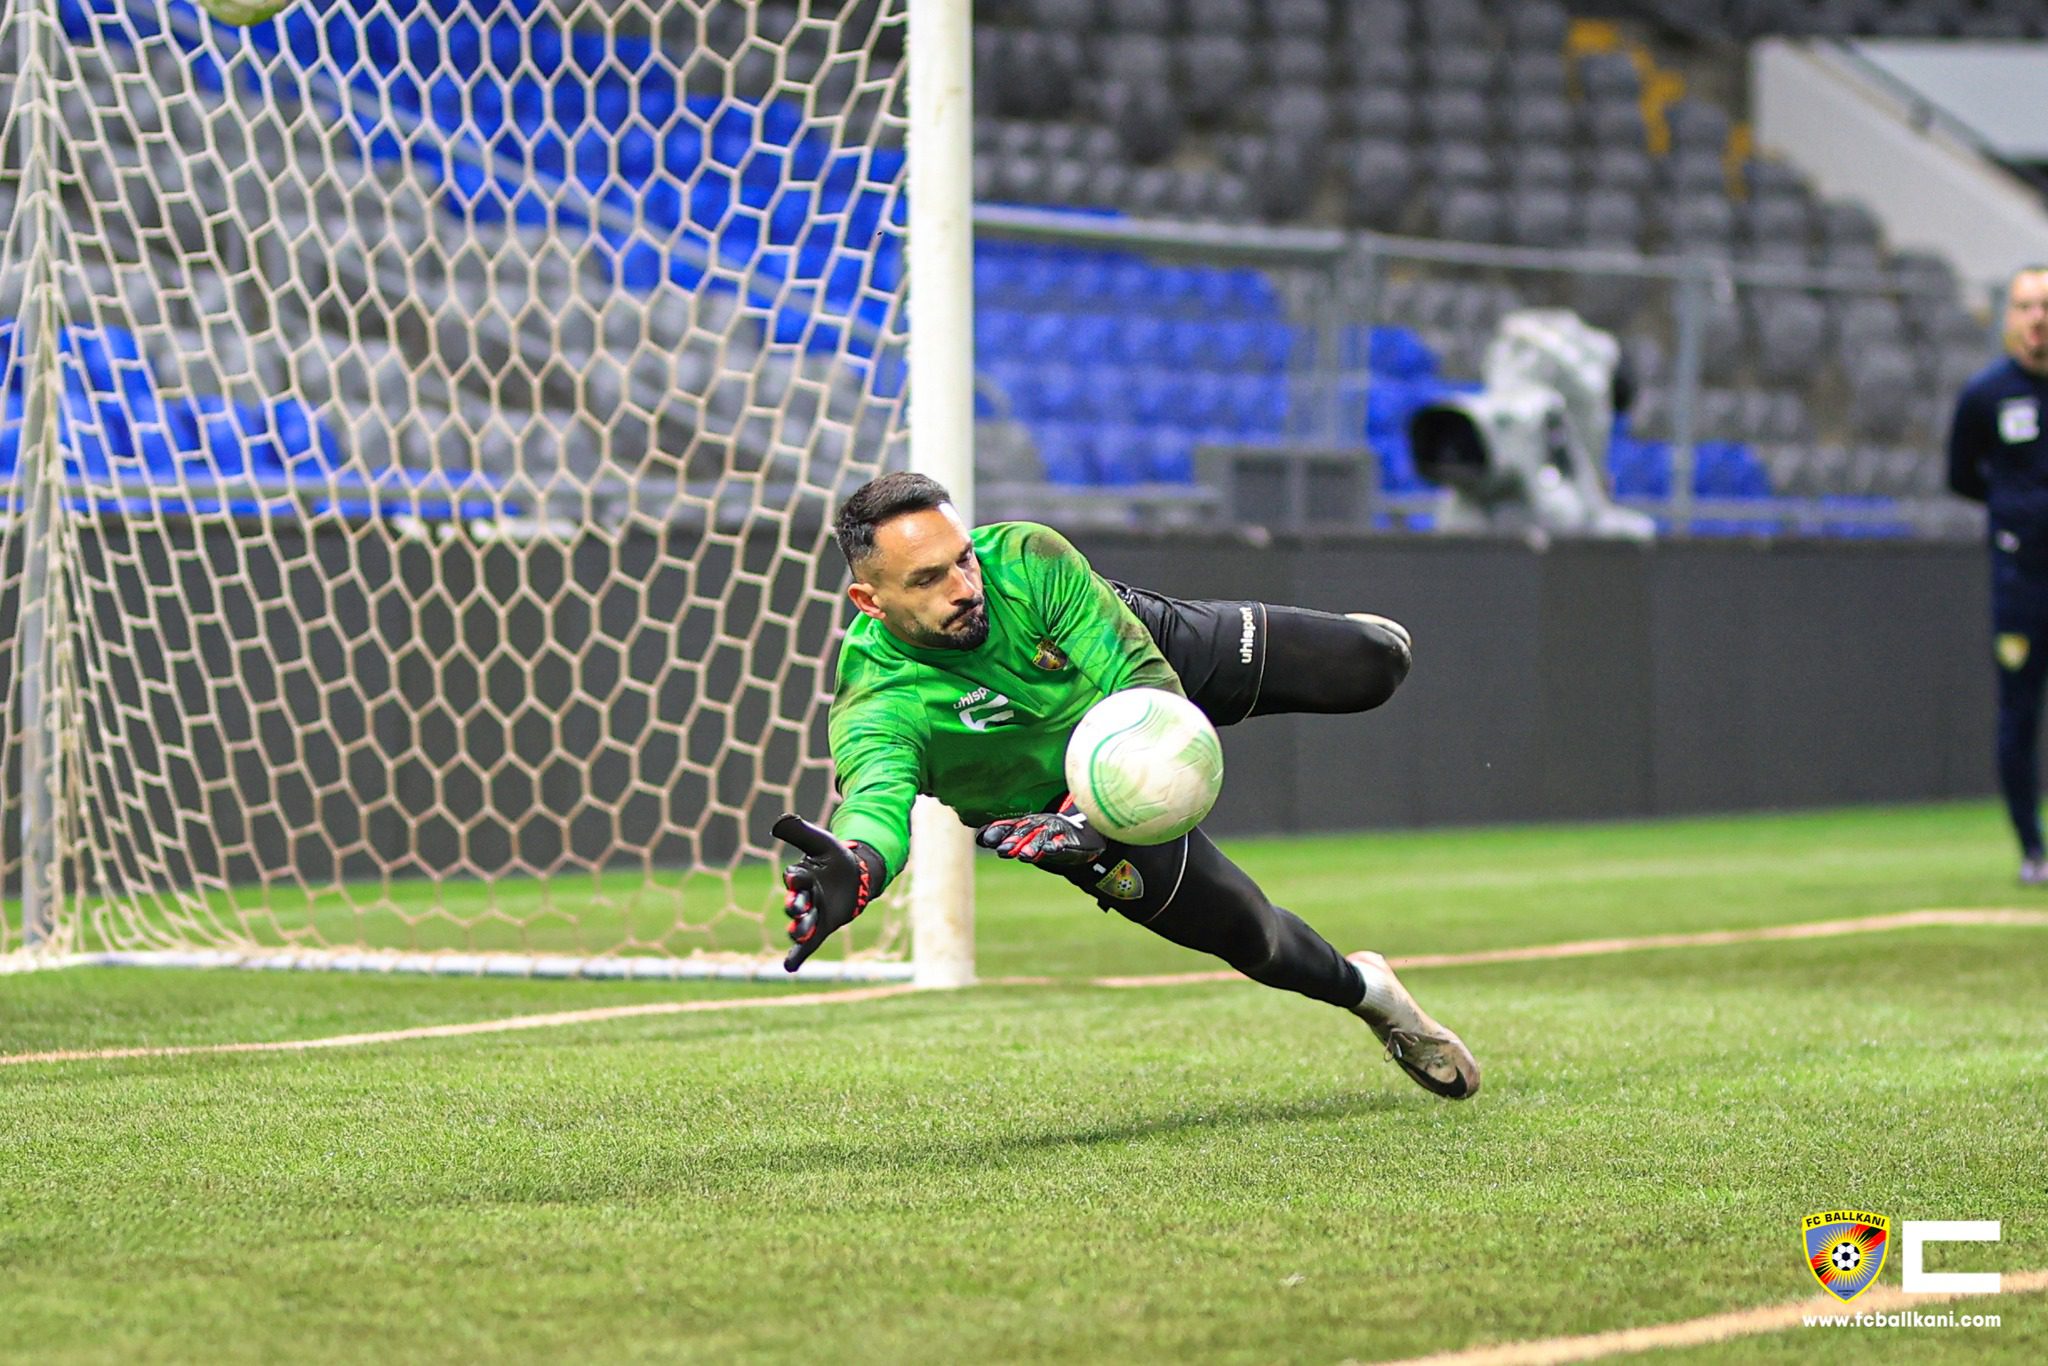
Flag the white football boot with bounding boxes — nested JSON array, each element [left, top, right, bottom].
[[1345, 612, 1411, 655], [1350, 951, 1480, 1100]]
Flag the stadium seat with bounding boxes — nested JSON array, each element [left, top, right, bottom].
[[1338, 87, 1415, 141]]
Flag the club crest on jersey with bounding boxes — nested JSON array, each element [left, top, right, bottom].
[[1803, 1210, 1889, 1303], [1094, 859, 1144, 901], [1032, 638, 1071, 672], [1999, 397, 2040, 444], [1998, 633, 2030, 671]]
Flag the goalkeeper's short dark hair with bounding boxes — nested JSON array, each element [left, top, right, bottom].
[[835, 471, 954, 575]]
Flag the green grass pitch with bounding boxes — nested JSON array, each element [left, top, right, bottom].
[[4, 801, 2045, 1364]]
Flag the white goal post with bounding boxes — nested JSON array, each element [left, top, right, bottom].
[[0, 0, 975, 983]]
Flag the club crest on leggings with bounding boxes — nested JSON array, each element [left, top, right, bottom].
[[1094, 859, 1144, 901]]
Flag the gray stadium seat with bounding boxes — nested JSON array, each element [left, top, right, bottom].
[[1434, 187, 1506, 243], [1340, 44, 1416, 91], [1420, 0, 1489, 45], [1262, 87, 1334, 142], [1505, 0, 1571, 50], [1505, 51, 1568, 97], [1125, 167, 1178, 215], [1502, 93, 1574, 146], [1094, 33, 1172, 81], [1178, 37, 1253, 122], [1665, 195, 1736, 254], [1338, 87, 1415, 141], [1743, 195, 1812, 250], [1701, 299, 1744, 383], [1187, 0, 1254, 35], [1664, 99, 1733, 157], [1509, 189, 1573, 247], [1103, 0, 1169, 32], [1660, 151, 1729, 196], [1261, 0, 1331, 37], [1578, 51, 1642, 103], [1584, 147, 1655, 193], [1026, 0, 1096, 30], [1743, 158, 1807, 200], [1421, 89, 1492, 143], [1825, 241, 1887, 274], [1753, 294, 1827, 382], [1342, 0, 1412, 47], [1043, 158, 1092, 205], [1822, 200, 1884, 250], [1343, 139, 1417, 230], [1247, 140, 1323, 221], [1423, 45, 1497, 93], [992, 154, 1049, 204], [1578, 189, 1644, 247], [1083, 162, 1132, 207], [1890, 249, 1957, 300], [1698, 388, 1744, 442], [1092, 81, 1182, 162], [1506, 145, 1574, 191], [1832, 296, 1907, 351], [1583, 97, 1649, 150], [1208, 171, 1258, 221], [1847, 346, 1920, 439], [1260, 37, 1333, 87], [1427, 140, 1496, 188]]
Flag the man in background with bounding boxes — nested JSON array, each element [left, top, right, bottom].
[[1947, 265, 2048, 882]]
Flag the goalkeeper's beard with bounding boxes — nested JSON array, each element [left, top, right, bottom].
[[909, 601, 989, 651]]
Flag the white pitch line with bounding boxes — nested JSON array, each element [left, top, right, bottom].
[[1357, 1269, 2048, 1366], [9, 908, 2046, 1068], [0, 983, 920, 1067], [1088, 908, 2048, 988]]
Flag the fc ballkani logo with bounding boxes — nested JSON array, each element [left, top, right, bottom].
[[1803, 1210, 1890, 1303]]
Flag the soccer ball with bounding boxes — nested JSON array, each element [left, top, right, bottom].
[[197, 0, 295, 26], [1831, 1243, 1861, 1272], [1064, 687, 1223, 845]]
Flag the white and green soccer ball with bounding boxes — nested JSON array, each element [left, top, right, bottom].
[[1064, 687, 1223, 845], [197, 0, 295, 27]]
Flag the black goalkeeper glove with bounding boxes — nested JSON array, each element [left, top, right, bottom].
[[974, 795, 1107, 870], [772, 814, 887, 973]]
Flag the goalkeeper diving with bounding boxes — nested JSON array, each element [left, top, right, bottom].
[[776, 472, 1479, 1099]]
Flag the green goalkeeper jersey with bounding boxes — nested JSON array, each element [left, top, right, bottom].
[[826, 521, 1182, 883]]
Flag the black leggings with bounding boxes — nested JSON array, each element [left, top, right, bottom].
[[1110, 584, 1412, 726], [1249, 605, 1410, 719], [1055, 591, 1406, 1008], [1060, 825, 1366, 1008]]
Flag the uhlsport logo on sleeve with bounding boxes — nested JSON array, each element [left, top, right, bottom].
[[1804, 1210, 1890, 1303]]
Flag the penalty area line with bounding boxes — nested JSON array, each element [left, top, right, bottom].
[[0, 983, 921, 1067], [1356, 1268, 2048, 1366], [1086, 908, 2048, 988]]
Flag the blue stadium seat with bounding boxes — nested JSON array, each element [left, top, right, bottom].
[[1144, 428, 1197, 483], [1037, 364, 1086, 421], [1093, 424, 1150, 485], [1035, 422, 1096, 486], [975, 309, 1027, 362], [1064, 314, 1117, 366], [1019, 312, 1073, 364], [1113, 315, 1171, 366], [1365, 326, 1437, 380], [1115, 369, 1165, 427]]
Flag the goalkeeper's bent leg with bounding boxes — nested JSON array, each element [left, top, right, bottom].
[[1245, 605, 1411, 718], [1081, 828, 1365, 1009]]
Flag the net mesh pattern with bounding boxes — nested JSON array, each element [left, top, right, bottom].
[[0, 0, 911, 964]]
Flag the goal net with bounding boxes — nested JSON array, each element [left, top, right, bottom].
[[0, 0, 922, 978]]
